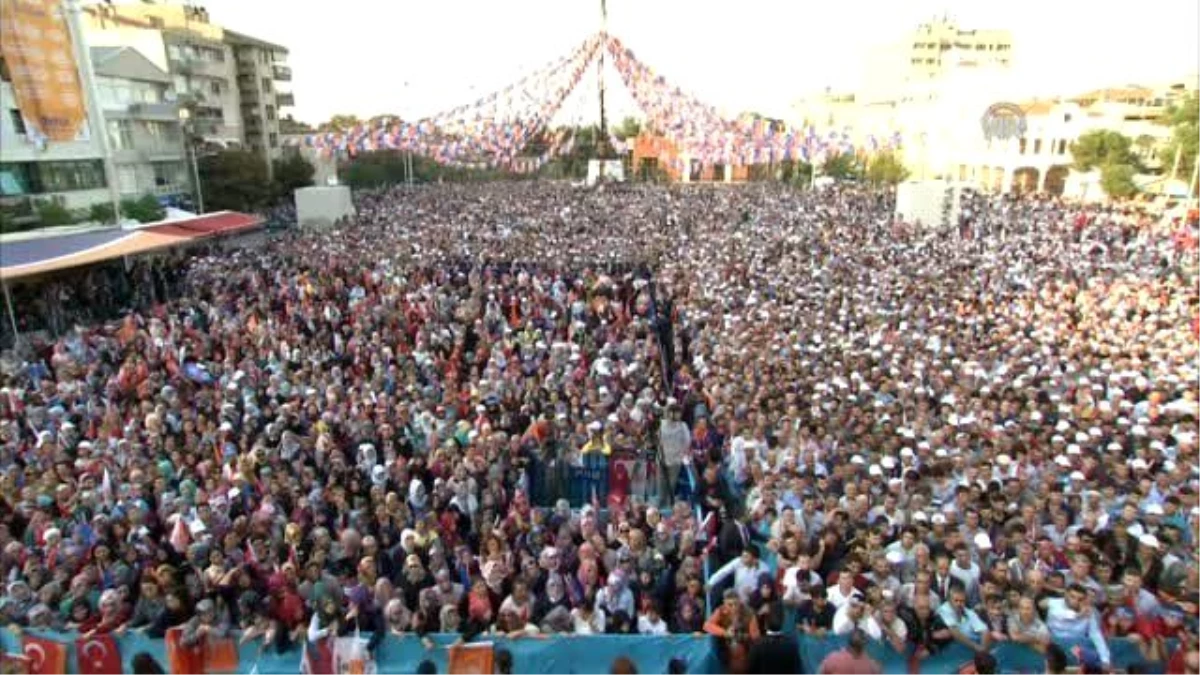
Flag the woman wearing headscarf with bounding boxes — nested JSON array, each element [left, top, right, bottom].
[[532, 575, 570, 624]]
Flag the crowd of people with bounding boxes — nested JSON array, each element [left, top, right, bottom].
[[0, 181, 1197, 674]]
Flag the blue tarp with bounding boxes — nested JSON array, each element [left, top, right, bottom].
[[0, 628, 1165, 674], [0, 229, 133, 269]]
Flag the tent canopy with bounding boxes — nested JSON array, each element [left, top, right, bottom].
[[0, 211, 262, 282]]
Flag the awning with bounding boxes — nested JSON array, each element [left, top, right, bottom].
[[1, 211, 262, 282]]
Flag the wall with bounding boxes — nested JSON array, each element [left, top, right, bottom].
[[83, 27, 168, 72]]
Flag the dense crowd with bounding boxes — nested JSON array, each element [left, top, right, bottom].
[[0, 182, 1197, 674]]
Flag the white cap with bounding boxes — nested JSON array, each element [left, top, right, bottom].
[[1145, 503, 1164, 516], [1069, 471, 1086, 482], [851, 455, 866, 466], [886, 550, 905, 564], [931, 513, 947, 525], [1067, 444, 1082, 455], [996, 454, 1012, 466], [912, 511, 929, 522], [868, 464, 883, 477], [900, 447, 915, 458], [974, 532, 992, 550], [1131, 458, 1149, 470], [881, 456, 897, 469], [1054, 455, 1072, 467], [1138, 534, 1160, 549]]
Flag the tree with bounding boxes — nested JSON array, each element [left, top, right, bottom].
[[1071, 129, 1140, 172], [318, 114, 363, 133], [279, 115, 314, 135], [613, 117, 642, 140], [1100, 163, 1138, 199], [865, 151, 910, 186], [272, 154, 315, 201], [821, 152, 859, 180], [120, 194, 165, 223], [199, 150, 273, 212], [1160, 92, 1198, 180]]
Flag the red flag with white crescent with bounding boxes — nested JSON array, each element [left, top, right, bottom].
[[21, 636, 66, 675], [75, 635, 122, 675]]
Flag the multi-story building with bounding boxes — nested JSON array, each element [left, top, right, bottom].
[[83, 1, 294, 173], [226, 31, 291, 170], [91, 46, 190, 201], [903, 17, 1013, 82]]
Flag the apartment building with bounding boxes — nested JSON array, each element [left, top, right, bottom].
[[83, 2, 294, 171], [226, 30, 292, 169], [92, 46, 190, 201]]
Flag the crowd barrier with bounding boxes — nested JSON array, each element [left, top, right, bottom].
[[0, 627, 1166, 674]]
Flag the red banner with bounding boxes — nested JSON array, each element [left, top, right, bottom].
[[75, 635, 122, 675], [20, 637, 66, 675], [164, 628, 204, 675], [448, 643, 495, 674]]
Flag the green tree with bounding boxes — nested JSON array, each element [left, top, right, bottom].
[[279, 114, 314, 135], [89, 202, 117, 224], [613, 117, 642, 140], [272, 154, 315, 201], [821, 152, 859, 180], [34, 197, 75, 227], [319, 114, 363, 133], [865, 151, 910, 186], [1071, 129, 1141, 171], [119, 194, 165, 223], [1160, 92, 1198, 180], [199, 150, 273, 212], [1100, 163, 1138, 199]]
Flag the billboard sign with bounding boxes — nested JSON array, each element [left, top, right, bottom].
[[0, 0, 89, 143], [980, 102, 1027, 142]]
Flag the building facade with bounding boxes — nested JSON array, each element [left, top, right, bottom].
[[1, 61, 110, 220], [83, 2, 294, 172], [92, 46, 190, 201], [226, 30, 291, 170]]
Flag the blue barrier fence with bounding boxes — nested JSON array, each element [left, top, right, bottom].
[[0, 627, 1165, 674]]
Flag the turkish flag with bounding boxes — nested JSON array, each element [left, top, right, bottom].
[[76, 635, 122, 674], [164, 628, 204, 675], [20, 636, 66, 675], [448, 644, 494, 675]]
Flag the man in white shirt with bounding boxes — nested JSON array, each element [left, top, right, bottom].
[[637, 602, 669, 635], [708, 544, 769, 605], [948, 544, 982, 604], [832, 598, 882, 640], [782, 555, 823, 607], [658, 403, 690, 502]]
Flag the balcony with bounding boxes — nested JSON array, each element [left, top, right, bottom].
[[236, 59, 257, 76], [244, 114, 263, 132], [127, 101, 179, 121], [272, 64, 292, 81], [170, 56, 227, 79], [275, 92, 295, 107], [241, 89, 260, 105]]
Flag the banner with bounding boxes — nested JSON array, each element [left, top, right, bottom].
[[0, 0, 89, 143], [331, 635, 375, 675], [74, 636, 121, 675], [204, 637, 240, 674], [447, 642, 494, 674], [163, 628, 203, 675], [19, 637, 66, 675]]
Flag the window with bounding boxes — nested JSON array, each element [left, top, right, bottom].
[[1, 160, 107, 194], [107, 120, 134, 150], [261, 77, 272, 93], [168, 44, 182, 59], [269, 132, 278, 148], [0, 56, 11, 82], [1018, 138, 1027, 154], [265, 105, 276, 121], [152, 161, 184, 186], [1063, 113, 1072, 123], [1033, 139, 1042, 154], [210, 80, 222, 96], [9, 109, 26, 135]]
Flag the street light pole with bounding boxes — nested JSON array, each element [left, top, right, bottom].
[[179, 108, 204, 213]]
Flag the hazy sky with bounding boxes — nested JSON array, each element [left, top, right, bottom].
[[198, 0, 1199, 124]]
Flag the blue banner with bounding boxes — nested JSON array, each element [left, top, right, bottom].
[[0, 628, 1165, 674]]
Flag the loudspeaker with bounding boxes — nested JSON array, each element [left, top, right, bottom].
[[746, 634, 801, 674]]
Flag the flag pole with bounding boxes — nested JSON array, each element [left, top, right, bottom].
[[2, 280, 20, 349]]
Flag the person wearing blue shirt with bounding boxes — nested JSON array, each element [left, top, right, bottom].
[[1042, 584, 1110, 669], [935, 586, 991, 653]]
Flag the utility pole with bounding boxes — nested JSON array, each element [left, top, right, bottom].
[[596, 0, 610, 177]]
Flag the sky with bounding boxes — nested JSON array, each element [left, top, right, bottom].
[[197, 0, 1199, 125]]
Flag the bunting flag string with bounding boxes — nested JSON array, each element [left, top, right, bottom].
[[295, 31, 900, 172]]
